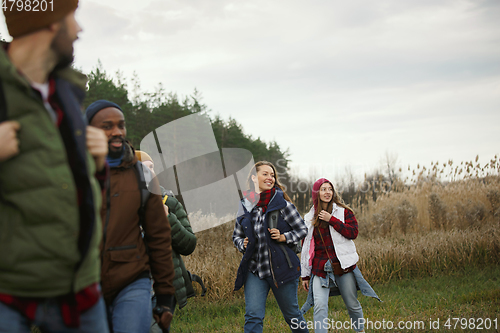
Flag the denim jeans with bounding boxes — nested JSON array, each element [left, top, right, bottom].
[[312, 272, 364, 333], [107, 277, 152, 333], [0, 295, 108, 333], [244, 272, 309, 333]]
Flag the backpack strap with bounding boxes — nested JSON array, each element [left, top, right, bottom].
[[268, 210, 279, 229], [133, 161, 151, 253], [134, 161, 150, 216], [0, 77, 7, 122], [161, 188, 174, 205], [268, 209, 302, 254], [189, 272, 207, 297], [267, 209, 294, 268]]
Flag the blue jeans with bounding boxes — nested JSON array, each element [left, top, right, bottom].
[[312, 273, 364, 333], [0, 295, 108, 333], [244, 272, 309, 333], [107, 277, 152, 333]]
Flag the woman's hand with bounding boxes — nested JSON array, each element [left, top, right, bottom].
[[243, 237, 249, 249], [302, 280, 309, 291], [318, 210, 332, 222], [163, 204, 169, 215], [268, 228, 286, 242]]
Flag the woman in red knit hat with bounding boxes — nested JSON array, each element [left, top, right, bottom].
[[300, 178, 381, 333]]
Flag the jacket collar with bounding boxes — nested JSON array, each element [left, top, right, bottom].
[[0, 41, 87, 92], [304, 203, 341, 226], [262, 188, 287, 213], [242, 187, 287, 213], [111, 141, 137, 169]]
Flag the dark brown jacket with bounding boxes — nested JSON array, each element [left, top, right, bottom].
[[100, 143, 174, 304]]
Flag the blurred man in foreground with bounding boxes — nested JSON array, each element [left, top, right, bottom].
[[0, 1, 109, 332]]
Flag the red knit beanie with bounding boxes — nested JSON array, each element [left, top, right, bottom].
[[312, 177, 333, 212], [3, 0, 79, 38]]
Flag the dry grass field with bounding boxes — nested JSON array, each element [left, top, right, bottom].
[[30, 157, 499, 332], [185, 157, 500, 301]]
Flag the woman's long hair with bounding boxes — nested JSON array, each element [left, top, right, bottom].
[[313, 180, 352, 228], [246, 161, 292, 202]]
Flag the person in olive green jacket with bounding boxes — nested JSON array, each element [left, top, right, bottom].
[[161, 188, 197, 309], [0, 1, 109, 332], [136, 151, 197, 333]]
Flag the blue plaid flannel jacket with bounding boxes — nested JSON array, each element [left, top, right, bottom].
[[233, 198, 307, 280]]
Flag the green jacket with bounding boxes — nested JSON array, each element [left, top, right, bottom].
[[162, 189, 197, 308], [0, 44, 103, 297]]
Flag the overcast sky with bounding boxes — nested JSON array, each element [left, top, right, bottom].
[[2, 0, 499, 182]]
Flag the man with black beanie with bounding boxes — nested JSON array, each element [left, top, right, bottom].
[[86, 100, 175, 333], [0, 1, 109, 332]]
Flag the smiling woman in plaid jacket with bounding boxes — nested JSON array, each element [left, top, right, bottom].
[[233, 161, 309, 333]]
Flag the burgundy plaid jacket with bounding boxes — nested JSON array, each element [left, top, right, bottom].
[[310, 209, 358, 279]]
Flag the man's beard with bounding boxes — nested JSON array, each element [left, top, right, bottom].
[[108, 138, 125, 159], [53, 53, 74, 71], [50, 21, 75, 71]]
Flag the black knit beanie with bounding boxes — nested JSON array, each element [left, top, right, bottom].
[[85, 100, 123, 124]]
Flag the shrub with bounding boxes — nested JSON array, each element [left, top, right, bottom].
[[464, 201, 487, 228], [395, 199, 418, 234], [428, 192, 447, 230], [487, 189, 500, 213]]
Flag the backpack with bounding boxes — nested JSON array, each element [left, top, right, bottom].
[[268, 209, 302, 254], [133, 161, 151, 253], [136, 166, 207, 298], [133, 161, 151, 224]]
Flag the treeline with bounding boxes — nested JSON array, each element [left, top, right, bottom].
[[83, 62, 290, 174], [82, 63, 408, 214]]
